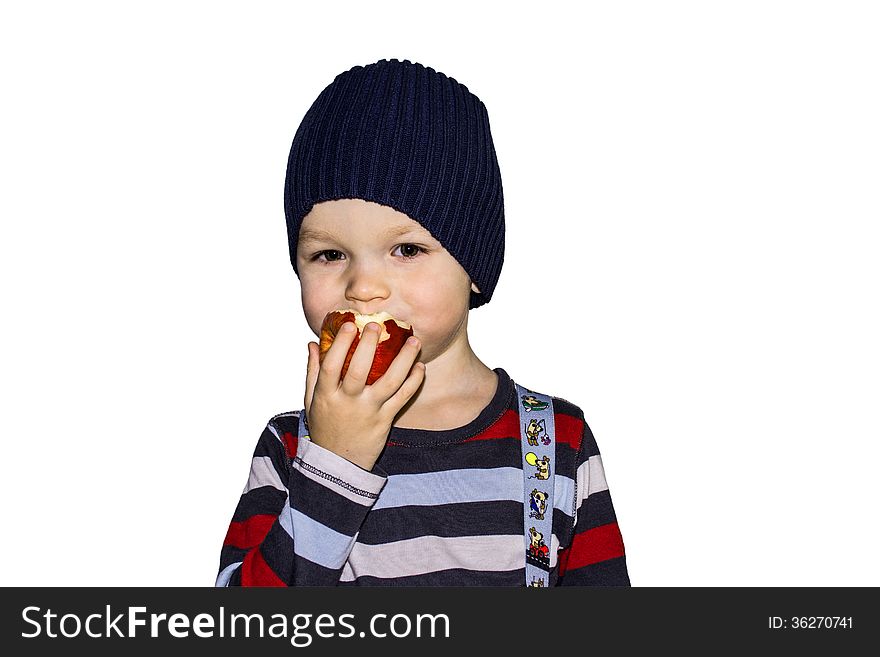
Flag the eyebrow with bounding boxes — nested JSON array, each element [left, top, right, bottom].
[[298, 225, 426, 245]]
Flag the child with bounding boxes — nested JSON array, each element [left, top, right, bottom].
[[216, 58, 629, 586]]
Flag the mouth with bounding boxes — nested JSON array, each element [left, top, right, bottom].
[[331, 308, 412, 332], [319, 308, 416, 385]]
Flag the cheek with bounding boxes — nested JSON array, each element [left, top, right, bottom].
[[405, 273, 469, 333], [407, 270, 456, 303], [300, 280, 334, 335]]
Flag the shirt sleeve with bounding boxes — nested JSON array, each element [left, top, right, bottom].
[[216, 415, 387, 586], [556, 418, 630, 586]]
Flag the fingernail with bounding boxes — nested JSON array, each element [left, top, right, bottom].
[[407, 336, 419, 346]]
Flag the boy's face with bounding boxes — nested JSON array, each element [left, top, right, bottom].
[[296, 199, 479, 364]]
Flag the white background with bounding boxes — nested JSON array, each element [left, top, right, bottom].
[[1, 1, 877, 587]]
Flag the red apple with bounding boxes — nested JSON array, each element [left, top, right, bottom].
[[319, 309, 415, 384]]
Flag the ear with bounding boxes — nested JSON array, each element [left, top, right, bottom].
[[470, 281, 481, 294]]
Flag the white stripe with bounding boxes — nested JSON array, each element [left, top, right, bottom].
[[295, 438, 386, 502], [339, 533, 561, 581], [292, 457, 378, 507], [373, 468, 519, 509], [278, 506, 357, 571], [553, 474, 575, 516], [242, 456, 286, 495], [371, 467, 576, 511], [215, 562, 242, 587], [574, 455, 609, 520], [586, 454, 609, 495]]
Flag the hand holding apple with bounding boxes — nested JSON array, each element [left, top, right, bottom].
[[318, 310, 415, 385], [303, 310, 424, 471]]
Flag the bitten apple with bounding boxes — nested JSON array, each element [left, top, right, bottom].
[[319, 309, 415, 384]]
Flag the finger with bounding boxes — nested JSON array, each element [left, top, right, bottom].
[[341, 321, 381, 393], [304, 341, 319, 412], [372, 334, 422, 398], [382, 360, 426, 416], [316, 321, 359, 393]]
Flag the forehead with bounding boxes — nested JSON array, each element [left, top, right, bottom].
[[298, 199, 434, 246]]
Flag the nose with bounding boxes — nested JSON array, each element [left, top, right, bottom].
[[344, 258, 391, 306]]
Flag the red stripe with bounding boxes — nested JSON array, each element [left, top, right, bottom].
[[240, 547, 286, 587], [465, 408, 583, 449], [462, 409, 520, 442], [386, 407, 585, 449], [223, 514, 276, 549], [557, 522, 625, 575], [282, 431, 298, 459], [553, 413, 584, 450]]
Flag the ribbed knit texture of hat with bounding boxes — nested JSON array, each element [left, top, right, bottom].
[[283, 58, 505, 309]]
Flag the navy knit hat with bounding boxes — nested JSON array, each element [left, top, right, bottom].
[[283, 58, 505, 309]]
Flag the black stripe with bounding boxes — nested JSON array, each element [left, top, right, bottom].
[[291, 553, 345, 586], [374, 437, 581, 476], [231, 487, 287, 522], [356, 500, 576, 545], [289, 467, 376, 536], [579, 420, 602, 460], [559, 555, 631, 587], [257, 521, 298, 584], [551, 395, 583, 420], [358, 500, 521, 543], [574, 489, 619, 532]]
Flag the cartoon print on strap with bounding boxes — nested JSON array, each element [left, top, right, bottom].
[[521, 394, 549, 412], [514, 381, 556, 587], [527, 526, 551, 569], [524, 452, 550, 480], [526, 418, 550, 446], [529, 488, 549, 520]]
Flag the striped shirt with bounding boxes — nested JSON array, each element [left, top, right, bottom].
[[216, 367, 629, 586]]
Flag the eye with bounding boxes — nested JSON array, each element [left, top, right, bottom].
[[394, 243, 427, 259], [311, 250, 345, 263]]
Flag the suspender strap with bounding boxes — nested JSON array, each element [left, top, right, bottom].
[[514, 381, 556, 587]]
